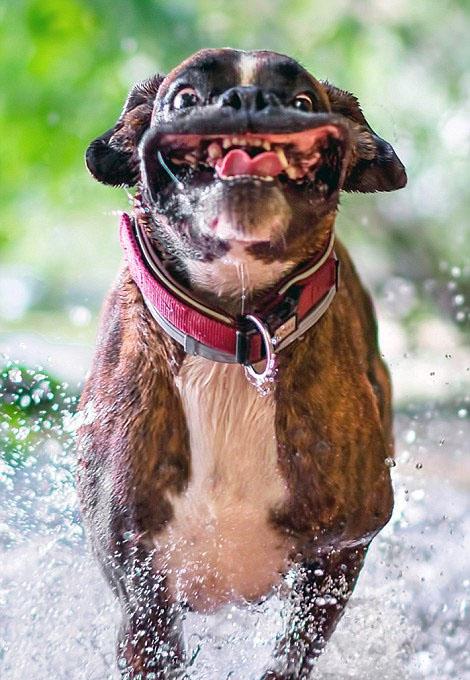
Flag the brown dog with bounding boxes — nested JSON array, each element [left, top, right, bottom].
[[78, 48, 406, 678]]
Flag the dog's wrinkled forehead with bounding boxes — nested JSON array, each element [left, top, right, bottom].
[[155, 48, 330, 109]]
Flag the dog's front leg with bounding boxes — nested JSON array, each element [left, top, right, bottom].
[[118, 598, 184, 679], [262, 545, 367, 679], [115, 546, 185, 679]]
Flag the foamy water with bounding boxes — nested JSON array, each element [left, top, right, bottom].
[[0, 416, 468, 679]]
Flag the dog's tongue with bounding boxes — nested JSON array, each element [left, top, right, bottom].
[[216, 149, 283, 178]]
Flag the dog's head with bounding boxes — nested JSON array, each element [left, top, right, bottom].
[[87, 49, 406, 300]]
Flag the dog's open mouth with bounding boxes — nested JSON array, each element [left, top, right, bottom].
[[155, 125, 347, 193]]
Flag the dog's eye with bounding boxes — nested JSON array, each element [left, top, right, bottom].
[[173, 87, 200, 110], [291, 93, 314, 112]]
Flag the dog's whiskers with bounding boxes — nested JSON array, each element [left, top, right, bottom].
[[157, 151, 184, 190]]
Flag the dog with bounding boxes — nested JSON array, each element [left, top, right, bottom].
[[78, 48, 406, 679]]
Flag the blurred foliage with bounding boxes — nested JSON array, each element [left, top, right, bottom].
[[0, 0, 468, 331], [0, 363, 78, 464]]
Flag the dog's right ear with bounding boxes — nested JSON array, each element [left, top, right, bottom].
[[85, 75, 164, 187]]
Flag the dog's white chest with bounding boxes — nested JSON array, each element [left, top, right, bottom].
[[153, 357, 292, 612]]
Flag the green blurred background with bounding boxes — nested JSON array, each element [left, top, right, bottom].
[[0, 0, 468, 421]]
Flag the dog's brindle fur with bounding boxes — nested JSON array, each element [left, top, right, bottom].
[[79, 49, 406, 678]]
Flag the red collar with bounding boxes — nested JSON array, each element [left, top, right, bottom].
[[120, 212, 338, 367]]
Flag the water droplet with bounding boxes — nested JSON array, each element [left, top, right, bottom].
[[8, 368, 22, 383], [411, 489, 425, 502], [404, 429, 416, 444], [384, 457, 396, 468]]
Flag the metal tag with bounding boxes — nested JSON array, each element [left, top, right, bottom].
[[273, 315, 297, 346]]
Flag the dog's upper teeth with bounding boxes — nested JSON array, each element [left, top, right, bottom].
[[262, 140, 271, 151], [207, 142, 222, 159], [252, 139, 262, 147], [276, 148, 289, 168], [222, 138, 231, 149]]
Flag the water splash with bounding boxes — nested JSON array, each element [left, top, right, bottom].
[[0, 366, 468, 678]]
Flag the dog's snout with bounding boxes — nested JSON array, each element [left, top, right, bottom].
[[220, 86, 279, 112]]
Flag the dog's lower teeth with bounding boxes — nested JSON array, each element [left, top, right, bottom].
[[286, 166, 300, 179]]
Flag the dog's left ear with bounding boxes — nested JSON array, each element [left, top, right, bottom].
[[322, 82, 407, 193], [85, 75, 164, 187]]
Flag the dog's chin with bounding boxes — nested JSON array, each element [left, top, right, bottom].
[[193, 179, 292, 246]]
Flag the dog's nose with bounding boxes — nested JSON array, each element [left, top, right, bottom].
[[220, 86, 280, 112]]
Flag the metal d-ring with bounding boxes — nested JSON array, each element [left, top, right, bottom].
[[244, 314, 277, 385]]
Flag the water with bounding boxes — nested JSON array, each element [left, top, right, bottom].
[[0, 414, 469, 679]]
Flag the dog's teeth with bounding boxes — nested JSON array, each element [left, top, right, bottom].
[[285, 166, 305, 180], [231, 136, 247, 146], [276, 148, 289, 168], [262, 140, 271, 151], [222, 138, 231, 149], [207, 142, 222, 159], [285, 166, 298, 179], [251, 139, 262, 147]]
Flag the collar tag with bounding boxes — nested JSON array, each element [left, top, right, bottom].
[[273, 315, 297, 346]]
